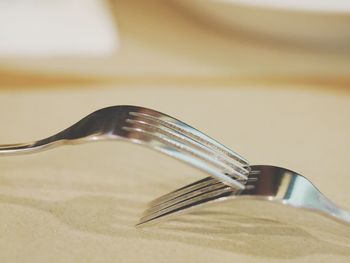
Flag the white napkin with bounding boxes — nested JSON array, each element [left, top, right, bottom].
[[0, 0, 119, 57]]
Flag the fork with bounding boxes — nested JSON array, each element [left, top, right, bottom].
[[138, 165, 350, 227], [0, 105, 249, 188]]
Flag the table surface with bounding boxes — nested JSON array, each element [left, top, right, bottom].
[[0, 1, 350, 262], [0, 86, 349, 263]]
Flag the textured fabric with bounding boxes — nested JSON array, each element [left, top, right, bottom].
[[0, 86, 349, 263]]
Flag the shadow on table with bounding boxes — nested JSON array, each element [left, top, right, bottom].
[[0, 192, 349, 259]]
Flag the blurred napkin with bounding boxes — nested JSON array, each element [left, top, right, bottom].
[[0, 0, 118, 57]]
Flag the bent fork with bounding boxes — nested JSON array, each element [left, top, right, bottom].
[[0, 105, 249, 188], [138, 165, 350, 227]]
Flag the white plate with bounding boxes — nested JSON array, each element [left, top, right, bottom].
[[175, 0, 350, 48]]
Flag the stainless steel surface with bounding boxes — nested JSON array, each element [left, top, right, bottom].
[[0, 105, 249, 188], [138, 165, 350, 227]]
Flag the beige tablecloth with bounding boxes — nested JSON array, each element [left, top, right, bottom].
[[0, 86, 349, 263]]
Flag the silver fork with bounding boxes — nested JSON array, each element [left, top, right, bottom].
[[138, 165, 350, 227], [0, 105, 249, 188]]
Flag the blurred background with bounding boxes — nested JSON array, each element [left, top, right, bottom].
[[0, 0, 349, 91]]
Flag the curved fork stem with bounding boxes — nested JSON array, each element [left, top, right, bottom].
[[0, 134, 104, 156], [316, 193, 350, 224], [0, 141, 60, 155]]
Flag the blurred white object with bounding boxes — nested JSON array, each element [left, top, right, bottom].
[[176, 0, 350, 48], [0, 0, 119, 57]]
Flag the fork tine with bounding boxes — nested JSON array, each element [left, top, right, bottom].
[[126, 116, 249, 175], [123, 125, 246, 189], [140, 183, 237, 221], [125, 115, 249, 180], [149, 176, 259, 208], [144, 181, 225, 215], [143, 176, 258, 222], [129, 111, 249, 166], [148, 177, 217, 207], [148, 174, 259, 209], [137, 187, 236, 227], [123, 123, 247, 187], [142, 176, 257, 227]]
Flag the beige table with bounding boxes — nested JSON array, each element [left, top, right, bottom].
[[0, 85, 349, 263]]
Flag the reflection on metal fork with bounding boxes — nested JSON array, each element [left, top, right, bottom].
[[0, 105, 249, 188], [138, 165, 350, 227]]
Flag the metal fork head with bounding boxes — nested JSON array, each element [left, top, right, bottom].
[[0, 105, 249, 188], [137, 165, 350, 227]]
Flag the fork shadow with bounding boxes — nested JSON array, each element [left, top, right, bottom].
[[0, 192, 349, 259]]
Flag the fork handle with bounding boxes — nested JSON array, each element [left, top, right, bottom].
[[318, 194, 350, 224], [0, 141, 58, 155]]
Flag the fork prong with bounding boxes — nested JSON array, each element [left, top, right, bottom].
[[147, 177, 217, 207], [148, 175, 258, 210], [126, 110, 252, 186], [140, 184, 237, 223], [143, 181, 226, 215], [123, 124, 246, 188], [129, 111, 249, 166], [126, 118, 249, 176], [143, 176, 248, 216], [143, 176, 258, 222], [125, 117, 249, 180], [137, 187, 236, 227]]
